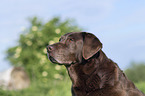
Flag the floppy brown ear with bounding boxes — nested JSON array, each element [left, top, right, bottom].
[[82, 32, 102, 60]]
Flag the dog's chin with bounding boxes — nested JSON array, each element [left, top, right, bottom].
[[49, 56, 57, 63], [48, 56, 73, 66]]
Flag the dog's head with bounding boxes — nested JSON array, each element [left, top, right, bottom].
[[47, 32, 102, 65]]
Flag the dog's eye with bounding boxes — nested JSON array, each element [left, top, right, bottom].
[[68, 38, 74, 42]]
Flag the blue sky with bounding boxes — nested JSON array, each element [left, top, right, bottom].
[[0, 0, 145, 71]]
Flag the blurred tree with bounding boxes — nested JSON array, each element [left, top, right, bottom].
[[125, 62, 145, 83], [6, 16, 82, 83]]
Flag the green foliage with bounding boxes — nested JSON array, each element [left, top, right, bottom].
[[135, 82, 145, 94], [125, 62, 145, 94], [6, 16, 82, 80], [125, 62, 145, 83], [6, 16, 82, 95]]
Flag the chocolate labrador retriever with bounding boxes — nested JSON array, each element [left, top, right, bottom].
[[47, 32, 145, 96]]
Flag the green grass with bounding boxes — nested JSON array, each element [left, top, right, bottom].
[[0, 77, 71, 96], [135, 82, 145, 94]]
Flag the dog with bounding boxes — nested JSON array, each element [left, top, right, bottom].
[[47, 32, 145, 96]]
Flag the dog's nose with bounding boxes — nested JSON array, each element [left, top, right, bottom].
[[47, 45, 53, 52]]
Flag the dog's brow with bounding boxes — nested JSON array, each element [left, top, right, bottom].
[[59, 36, 65, 41]]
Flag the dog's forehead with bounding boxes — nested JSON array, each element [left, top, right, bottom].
[[62, 32, 82, 39]]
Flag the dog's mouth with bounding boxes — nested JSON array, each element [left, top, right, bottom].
[[47, 53, 62, 65], [47, 53, 56, 63], [49, 56, 57, 63], [47, 54, 58, 63], [47, 53, 74, 65]]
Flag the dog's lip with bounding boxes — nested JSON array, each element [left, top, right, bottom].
[[47, 54, 62, 65], [48, 56, 57, 63], [47, 52, 55, 62], [47, 53, 74, 65]]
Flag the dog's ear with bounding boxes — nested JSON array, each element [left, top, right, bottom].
[[82, 32, 102, 60]]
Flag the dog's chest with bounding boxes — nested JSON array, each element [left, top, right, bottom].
[[67, 66, 85, 87], [66, 64, 88, 86], [67, 66, 78, 85]]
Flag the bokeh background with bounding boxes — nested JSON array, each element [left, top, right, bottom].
[[0, 0, 145, 96]]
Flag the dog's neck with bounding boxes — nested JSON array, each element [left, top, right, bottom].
[[65, 50, 116, 94]]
